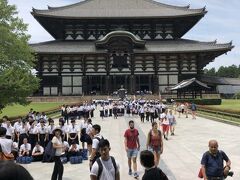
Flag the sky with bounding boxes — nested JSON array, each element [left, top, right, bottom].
[[8, 0, 240, 69]]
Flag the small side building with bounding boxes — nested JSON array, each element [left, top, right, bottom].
[[200, 76, 240, 98]]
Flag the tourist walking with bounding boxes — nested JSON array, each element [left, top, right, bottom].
[[167, 110, 176, 136], [140, 150, 168, 180], [146, 122, 163, 166], [90, 139, 120, 180], [190, 102, 197, 119], [124, 120, 140, 178]]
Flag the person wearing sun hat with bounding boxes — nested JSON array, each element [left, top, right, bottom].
[[51, 127, 64, 180]]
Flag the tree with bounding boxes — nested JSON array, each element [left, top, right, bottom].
[[0, 0, 39, 110], [204, 67, 216, 76], [217, 65, 239, 78]]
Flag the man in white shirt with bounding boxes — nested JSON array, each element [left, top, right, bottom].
[[89, 124, 103, 169], [90, 139, 120, 180]]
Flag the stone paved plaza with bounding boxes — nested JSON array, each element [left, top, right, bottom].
[[21, 110, 239, 180]]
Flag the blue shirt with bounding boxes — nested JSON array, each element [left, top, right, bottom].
[[201, 150, 229, 177]]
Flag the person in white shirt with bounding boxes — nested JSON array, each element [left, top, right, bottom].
[[4, 119, 15, 140], [90, 104, 95, 118], [90, 139, 120, 180], [37, 119, 48, 148], [62, 141, 69, 156], [13, 117, 22, 142], [167, 110, 176, 136], [68, 141, 81, 157], [51, 127, 64, 180], [48, 118, 56, 141], [0, 127, 13, 155], [59, 118, 68, 141], [99, 105, 104, 119], [89, 124, 103, 169], [18, 119, 29, 148], [28, 120, 38, 149], [19, 138, 31, 157], [68, 119, 79, 146], [80, 118, 89, 149], [32, 141, 44, 161], [139, 106, 145, 123], [40, 112, 48, 122], [161, 110, 170, 140], [1, 116, 8, 128]]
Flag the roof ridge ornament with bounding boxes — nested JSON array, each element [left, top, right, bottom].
[[95, 31, 146, 49]]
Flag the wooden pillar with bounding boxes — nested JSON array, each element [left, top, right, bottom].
[[100, 76, 103, 94], [130, 75, 135, 95], [148, 75, 152, 91], [82, 55, 86, 96], [125, 75, 128, 93], [113, 75, 116, 91], [57, 56, 62, 96], [106, 75, 110, 95]]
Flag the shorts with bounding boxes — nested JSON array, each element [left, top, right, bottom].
[[162, 124, 169, 132], [127, 148, 138, 158], [169, 122, 176, 126], [148, 146, 161, 153]]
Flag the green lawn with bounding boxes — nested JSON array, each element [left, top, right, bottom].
[[0, 102, 63, 118], [208, 99, 240, 111]]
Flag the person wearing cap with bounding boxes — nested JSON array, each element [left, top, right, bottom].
[[51, 127, 64, 180]]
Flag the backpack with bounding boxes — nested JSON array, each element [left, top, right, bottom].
[[96, 156, 117, 180], [16, 156, 32, 164], [70, 156, 83, 164], [42, 141, 56, 162], [149, 130, 162, 147]]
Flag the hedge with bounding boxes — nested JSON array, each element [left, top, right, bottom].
[[174, 99, 222, 105]]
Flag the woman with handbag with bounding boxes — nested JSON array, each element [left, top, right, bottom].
[[0, 127, 14, 160]]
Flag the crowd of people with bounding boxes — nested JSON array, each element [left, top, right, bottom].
[[0, 99, 234, 180]]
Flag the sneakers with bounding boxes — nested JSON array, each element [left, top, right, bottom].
[[224, 171, 234, 178], [128, 169, 132, 175], [133, 172, 139, 178], [228, 171, 234, 177]]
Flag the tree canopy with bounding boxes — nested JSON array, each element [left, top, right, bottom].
[[0, 0, 39, 110], [204, 65, 240, 78]]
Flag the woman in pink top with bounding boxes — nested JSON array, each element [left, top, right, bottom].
[[146, 122, 163, 166]]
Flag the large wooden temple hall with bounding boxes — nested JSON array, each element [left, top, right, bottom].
[[31, 0, 233, 96]]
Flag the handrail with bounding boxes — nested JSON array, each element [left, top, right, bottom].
[[198, 107, 240, 118], [197, 106, 240, 124]]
